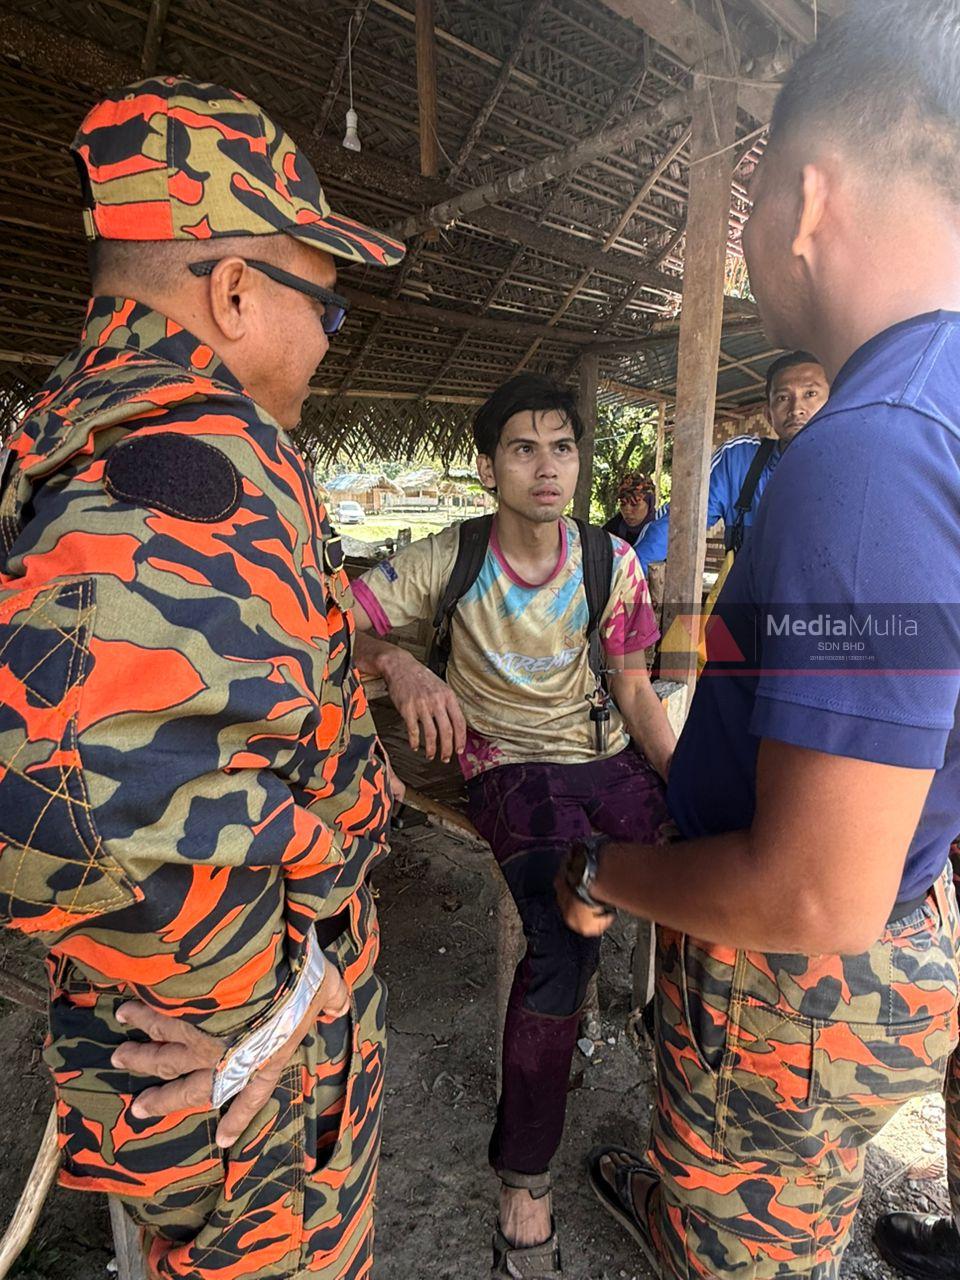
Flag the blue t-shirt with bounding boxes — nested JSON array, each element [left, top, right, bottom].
[[634, 436, 782, 573], [667, 312, 960, 905]]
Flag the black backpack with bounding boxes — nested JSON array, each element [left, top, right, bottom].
[[426, 515, 614, 684]]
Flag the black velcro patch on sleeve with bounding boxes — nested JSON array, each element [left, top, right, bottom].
[[104, 433, 241, 523]]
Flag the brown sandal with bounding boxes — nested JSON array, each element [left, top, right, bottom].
[[491, 1170, 563, 1279]]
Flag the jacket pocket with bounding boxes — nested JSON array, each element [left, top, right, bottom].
[[0, 578, 138, 934]]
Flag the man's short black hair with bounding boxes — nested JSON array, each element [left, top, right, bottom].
[[472, 373, 583, 457], [769, 0, 960, 200], [765, 350, 822, 399]]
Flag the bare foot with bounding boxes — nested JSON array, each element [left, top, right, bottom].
[[499, 1184, 552, 1248]]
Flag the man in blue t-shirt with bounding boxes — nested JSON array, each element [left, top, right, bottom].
[[557, 4, 960, 1278], [634, 351, 830, 574]]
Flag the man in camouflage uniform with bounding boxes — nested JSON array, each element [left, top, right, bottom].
[[0, 77, 404, 1280]]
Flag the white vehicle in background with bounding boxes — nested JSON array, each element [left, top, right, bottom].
[[336, 500, 366, 525]]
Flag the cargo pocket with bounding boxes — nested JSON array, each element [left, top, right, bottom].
[[0, 578, 138, 933], [809, 1010, 954, 1146], [715, 999, 818, 1168]]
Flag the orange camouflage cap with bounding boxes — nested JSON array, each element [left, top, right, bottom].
[[70, 76, 406, 268]]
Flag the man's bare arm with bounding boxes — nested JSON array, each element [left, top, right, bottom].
[[607, 661, 675, 780], [353, 602, 467, 762], [559, 739, 934, 954]]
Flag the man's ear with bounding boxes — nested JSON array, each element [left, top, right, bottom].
[[792, 162, 829, 268], [206, 257, 252, 342], [475, 452, 497, 494], [763, 402, 773, 427]]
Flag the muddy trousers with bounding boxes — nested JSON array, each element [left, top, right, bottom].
[[466, 750, 667, 1176], [646, 869, 960, 1279], [51, 926, 385, 1280]]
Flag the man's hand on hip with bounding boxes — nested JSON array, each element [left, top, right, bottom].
[[111, 961, 350, 1148]]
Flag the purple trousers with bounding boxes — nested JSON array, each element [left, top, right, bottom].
[[466, 748, 667, 1176]]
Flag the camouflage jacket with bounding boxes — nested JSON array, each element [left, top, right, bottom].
[[0, 296, 390, 1039]]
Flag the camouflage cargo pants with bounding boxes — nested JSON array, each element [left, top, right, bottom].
[[647, 868, 960, 1278], [48, 912, 385, 1280]]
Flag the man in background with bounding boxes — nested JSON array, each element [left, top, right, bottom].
[[634, 351, 830, 574]]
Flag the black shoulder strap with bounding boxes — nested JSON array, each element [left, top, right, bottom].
[[726, 437, 776, 555], [427, 514, 493, 678], [574, 519, 615, 685]]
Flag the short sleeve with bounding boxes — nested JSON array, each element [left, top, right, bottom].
[[353, 527, 456, 635], [747, 406, 960, 768], [601, 538, 660, 659]]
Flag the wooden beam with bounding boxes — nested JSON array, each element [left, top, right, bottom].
[[140, 0, 171, 74], [594, 0, 777, 121], [340, 285, 599, 345], [603, 127, 691, 249], [449, 0, 549, 180], [661, 76, 739, 700], [310, 387, 483, 404], [415, 0, 439, 179], [740, 0, 815, 42], [573, 353, 599, 520], [395, 86, 697, 240]]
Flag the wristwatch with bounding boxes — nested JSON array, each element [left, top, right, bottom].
[[566, 836, 614, 914]]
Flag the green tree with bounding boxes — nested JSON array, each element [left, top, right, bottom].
[[588, 401, 672, 522]]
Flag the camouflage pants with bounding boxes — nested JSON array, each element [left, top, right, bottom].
[[647, 869, 960, 1278], [48, 915, 385, 1280]]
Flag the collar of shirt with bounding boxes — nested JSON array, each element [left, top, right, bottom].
[[831, 310, 960, 398], [81, 296, 245, 395]]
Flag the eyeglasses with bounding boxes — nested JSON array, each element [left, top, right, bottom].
[[188, 259, 350, 335]]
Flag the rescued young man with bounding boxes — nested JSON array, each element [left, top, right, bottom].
[[351, 373, 676, 1278], [557, 3, 960, 1276], [634, 350, 830, 575], [0, 78, 405, 1280]]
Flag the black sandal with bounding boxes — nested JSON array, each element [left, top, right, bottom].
[[585, 1145, 659, 1272], [491, 1170, 563, 1279]]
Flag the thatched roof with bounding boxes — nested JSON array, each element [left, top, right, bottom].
[[0, 0, 835, 461]]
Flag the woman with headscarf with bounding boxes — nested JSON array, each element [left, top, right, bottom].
[[603, 472, 656, 545]]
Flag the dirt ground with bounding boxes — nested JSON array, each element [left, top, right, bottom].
[[0, 822, 952, 1279]]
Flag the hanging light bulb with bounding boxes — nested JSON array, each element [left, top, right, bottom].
[[343, 108, 361, 152], [342, 16, 362, 152]]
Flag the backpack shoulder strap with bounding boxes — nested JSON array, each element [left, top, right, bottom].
[[574, 519, 615, 684], [726, 437, 776, 554], [426, 514, 493, 678]]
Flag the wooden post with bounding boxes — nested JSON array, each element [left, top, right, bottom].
[[573, 352, 599, 521], [661, 79, 738, 702], [415, 0, 439, 179], [653, 400, 666, 501], [0, 1105, 59, 1280], [108, 1199, 147, 1280], [140, 0, 170, 75]]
